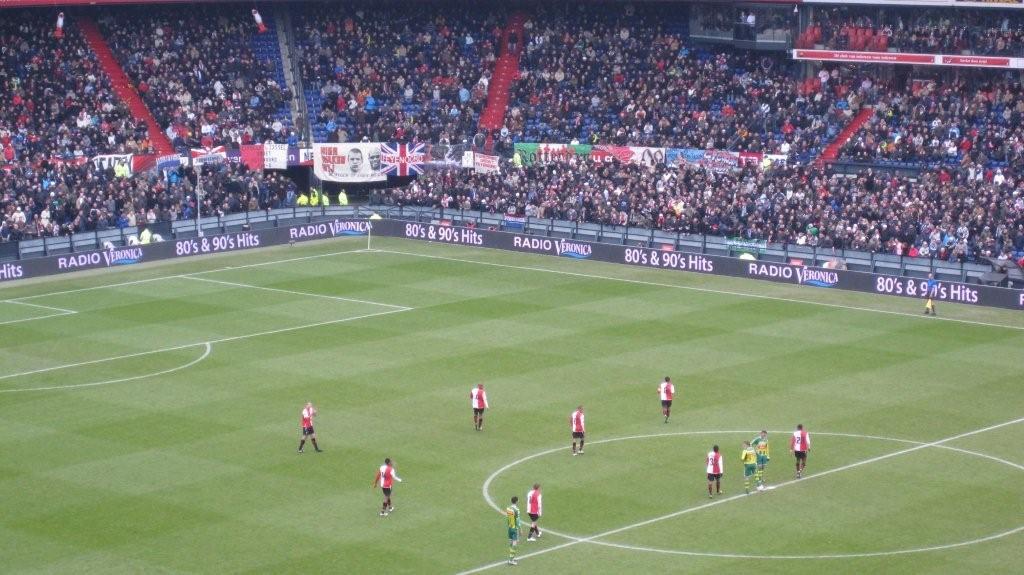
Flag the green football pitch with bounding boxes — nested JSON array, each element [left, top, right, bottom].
[[1, 235, 1022, 574]]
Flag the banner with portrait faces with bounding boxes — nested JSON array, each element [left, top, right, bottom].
[[312, 143, 387, 182]]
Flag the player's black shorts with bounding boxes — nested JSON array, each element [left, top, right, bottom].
[[794, 451, 807, 461], [473, 408, 485, 416], [661, 400, 672, 408], [707, 473, 722, 482], [529, 513, 540, 522], [382, 487, 392, 497], [572, 432, 585, 440], [302, 426, 315, 436]]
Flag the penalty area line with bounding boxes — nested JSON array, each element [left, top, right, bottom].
[[0, 307, 412, 382], [0, 299, 79, 326], [2, 246, 374, 303]]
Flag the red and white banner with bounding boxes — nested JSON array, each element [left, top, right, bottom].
[[793, 49, 1021, 69], [472, 152, 500, 174], [190, 145, 227, 166]]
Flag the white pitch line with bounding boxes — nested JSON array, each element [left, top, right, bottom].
[[457, 416, 1024, 574], [181, 276, 411, 310], [0, 311, 76, 326], [2, 246, 373, 303], [0, 299, 79, 326], [0, 342, 212, 393], [486, 432, 1024, 560], [374, 249, 1024, 333], [0, 307, 411, 382], [2, 300, 77, 314], [587, 525, 1024, 560]]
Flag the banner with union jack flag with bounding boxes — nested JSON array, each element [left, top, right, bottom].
[[381, 143, 426, 177]]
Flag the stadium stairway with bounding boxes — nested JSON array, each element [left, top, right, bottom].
[[816, 106, 874, 167], [479, 12, 527, 152], [78, 17, 176, 161]]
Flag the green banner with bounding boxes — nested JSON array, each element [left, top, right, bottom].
[[513, 143, 593, 166]]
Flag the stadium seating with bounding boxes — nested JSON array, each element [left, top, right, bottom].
[[294, 6, 503, 143], [838, 76, 1024, 173], [506, 4, 867, 163], [0, 12, 151, 163], [99, 5, 295, 152]]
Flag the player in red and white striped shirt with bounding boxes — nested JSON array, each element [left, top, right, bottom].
[[789, 424, 811, 478], [298, 402, 322, 453], [470, 384, 489, 431], [570, 406, 585, 456], [658, 376, 675, 423], [526, 483, 542, 541], [372, 457, 402, 516], [706, 445, 724, 498]]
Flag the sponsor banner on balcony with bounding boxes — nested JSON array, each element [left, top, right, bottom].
[[312, 143, 387, 182], [792, 49, 1023, 69]]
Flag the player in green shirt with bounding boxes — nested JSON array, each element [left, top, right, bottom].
[[741, 441, 758, 494], [751, 430, 770, 490], [505, 496, 522, 565]]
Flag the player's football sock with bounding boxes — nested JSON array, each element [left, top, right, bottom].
[[298, 440, 305, 451], [311, 439, 321, 451]]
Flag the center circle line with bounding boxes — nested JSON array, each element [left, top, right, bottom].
[[482, 429, 1024, 559]]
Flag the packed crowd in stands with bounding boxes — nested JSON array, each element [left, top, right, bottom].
[[295, 6, 502, 144], [0, 158, 300, 242], [379, 157, 1024, 263], [507, 4, 869, 163], [803, 7, 1024, 56], [100, 5, 294, 151], [3, 2, 1024, 268], [840, 75, 1024, 174], [0, 12, 152, 164]]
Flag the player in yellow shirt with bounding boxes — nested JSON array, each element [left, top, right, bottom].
[[741, 441, 758, 494], [505, 496, 522, 566], [751, 430, 770, 490]]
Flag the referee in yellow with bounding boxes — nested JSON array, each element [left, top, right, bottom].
[[924, 273, 939, 316]]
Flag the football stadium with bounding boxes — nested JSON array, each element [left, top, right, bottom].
[[1, 1, 1023, 574]]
